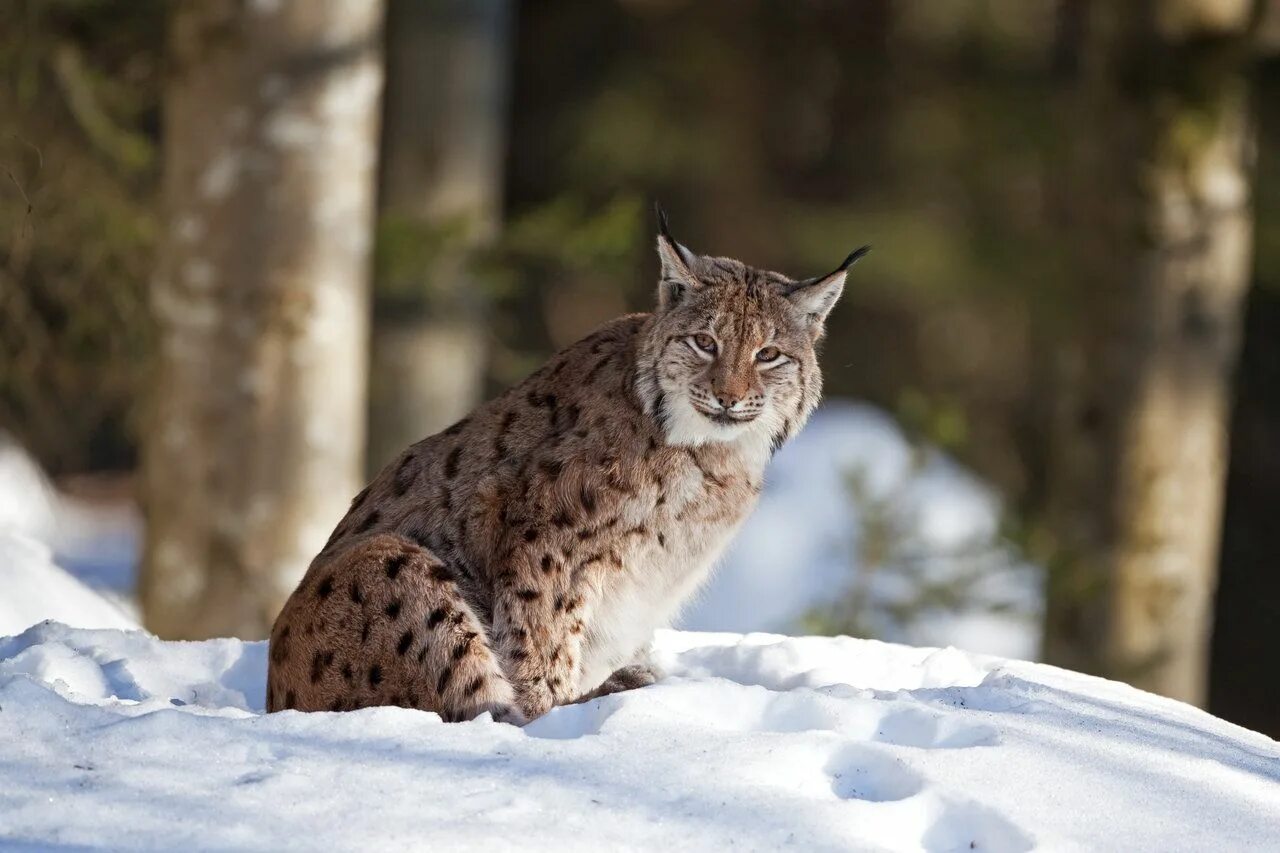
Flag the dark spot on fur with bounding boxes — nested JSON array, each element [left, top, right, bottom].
[[385, 553, 409, 580], [580, 487, 596, 513], [430, 564, 454, 583], [349, 582, 364, 605], [466, 676, 486, 696], [397, 630, 414, 656], [360, 619, 372, 644], [426, 607, 448, 629], [329, 698, 343, 712], [657, 532, 666, 547], [553, 593, 565, 612], [452, 633, 477, 660], [417, 647, 429, 664], [515, 588, 540, 602], [284, 690, 296, 710], [270, 633, 290, 665], [552, 510, 573, 528], [385, 599, 402, 620], [510, 648, 529, 661], [342, 663, 354, 683], [315, 575, 333, 599], [440, 487, 453, 512], [541, 554, 554, 574], [368, 665, 382, 688], [437, 665, 454, 694], [393, 454, 417, 496], [523, 527, 539, 543], [586, 354, 612, 384], [357, 510, 381, 533], [772, 418, 794, 455], [443, 417, 470, 436], [444, 446, 462, 479], [653, 391, 669, 432], [310, 651, 326, 684]]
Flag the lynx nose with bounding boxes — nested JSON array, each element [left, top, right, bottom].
[[715, 392, 741, 410]]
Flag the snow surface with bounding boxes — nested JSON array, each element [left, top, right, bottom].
[[0, 533, 137, 637], [0, 433, 142, 616], [1, 622, 1277, 851], [0, 435, 140, 634]]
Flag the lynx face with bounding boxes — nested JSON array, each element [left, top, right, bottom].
[[640, 213, 868, 451]]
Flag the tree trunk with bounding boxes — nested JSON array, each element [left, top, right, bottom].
[[141, 0, 384, 640], [1210, 46, 1280, 739], [1043, 0, 1256, 705], [366, 0, 511, 474]]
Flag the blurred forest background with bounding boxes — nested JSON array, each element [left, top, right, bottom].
[[2, 0, 1279, 737]]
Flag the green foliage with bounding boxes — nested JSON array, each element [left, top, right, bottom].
[[502, 193, 643, 275], [804, 455, 1039, 645], [0, 0, 164, 473]]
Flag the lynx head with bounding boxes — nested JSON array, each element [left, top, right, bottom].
[[639, 207, 868, 453]]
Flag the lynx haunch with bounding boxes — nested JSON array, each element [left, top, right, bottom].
[[266, 211, 868, 723]]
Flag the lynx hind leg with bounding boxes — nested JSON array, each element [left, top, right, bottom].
[[266, 533, 521, 724]]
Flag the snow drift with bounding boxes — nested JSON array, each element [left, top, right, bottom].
[[0, 622, 1275, 851], [0, 533, 137, 637]]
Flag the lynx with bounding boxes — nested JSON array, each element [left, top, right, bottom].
[[266, 210, 868, 723]]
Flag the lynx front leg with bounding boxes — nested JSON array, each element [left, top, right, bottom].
[[490, 571, 600, 722], [575, 644, 663, 703]]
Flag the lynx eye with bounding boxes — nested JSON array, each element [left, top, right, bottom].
[[756, 346, 781, 363], [691, 333, 718, 355]]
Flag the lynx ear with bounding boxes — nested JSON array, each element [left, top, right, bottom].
[[786, 245, 869, 336], [655, 204, 702, 310]]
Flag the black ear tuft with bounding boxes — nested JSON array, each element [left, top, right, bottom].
[[836, 245, 872, 273], [655, 202, 677, 246]]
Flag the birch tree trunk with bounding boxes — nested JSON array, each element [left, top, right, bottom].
[[1043, 0, 1256, 704], [366, 0, 511, 474], [141, 0, 384, 640]]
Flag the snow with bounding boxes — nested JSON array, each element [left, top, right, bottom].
[[0, 433, 141, 627], [1, 622, 1277, 851], [682, 403, 1042, 661], [0, 534, 138, 637]]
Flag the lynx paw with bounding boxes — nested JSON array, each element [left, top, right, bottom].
[[577, 662, 663, 703]]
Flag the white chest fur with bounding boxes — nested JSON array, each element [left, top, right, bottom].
[[578, 436, 766, 690]]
